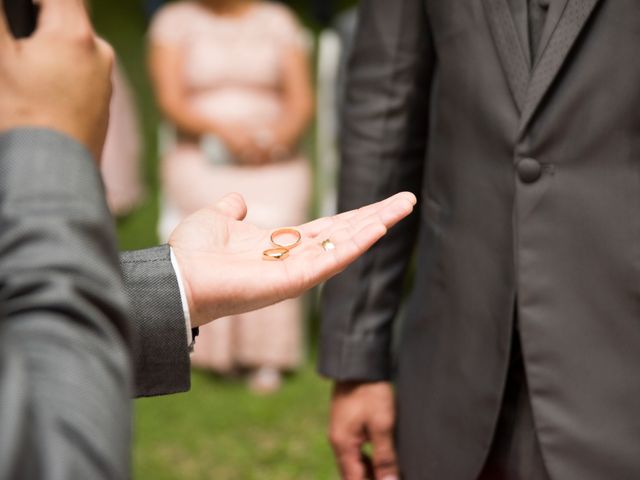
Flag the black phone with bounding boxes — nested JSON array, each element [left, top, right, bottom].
[[4, 0, 37, 38]]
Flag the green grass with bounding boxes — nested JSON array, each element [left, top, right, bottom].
[[90, 0, 357, 477], [134, 366, 337, 479]]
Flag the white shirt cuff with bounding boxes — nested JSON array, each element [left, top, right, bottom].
[[169, 247, 194, 348]]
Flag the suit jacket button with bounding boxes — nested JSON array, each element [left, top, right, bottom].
[[517, 158, 542, 183]]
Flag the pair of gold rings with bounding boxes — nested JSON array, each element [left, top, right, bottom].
[[262, 228, 337, 261], [263, 228, 302, 261]]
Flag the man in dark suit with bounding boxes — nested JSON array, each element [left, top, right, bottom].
[[0, 1, 417, 477], [321, 1, 640, 479]]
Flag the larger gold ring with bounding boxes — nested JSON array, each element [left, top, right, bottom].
[[270, 228, 302, 249], [262, 247, 290, 261]]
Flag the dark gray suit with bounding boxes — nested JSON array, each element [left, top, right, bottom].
[[320, 0, 640, 479], [0, 129, 191, 478]]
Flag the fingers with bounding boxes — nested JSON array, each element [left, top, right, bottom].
[[379, 195, 417, 227], [309, 222, 387, 285], [300, 194, 400, 237], [332, 441, 367, 479], [311, 194, 414, 258], [370, 421, 399, 480], [213, 192, 248, 221], [300, 192, 416, 239], [338, 196, 415, 241], [329, 382, 397, 480], [288, 194, 415, 288], [0, 1, 13, 44], [330, 430, 368, 480], [361, 453, 376, 480], [95, 36, 116, 73], [38, 0, 91, 35]]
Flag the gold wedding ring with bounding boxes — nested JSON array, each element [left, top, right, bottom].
[[270, 228, 302, 250], [262, 247, 290, 261], [321, 239, 336, 252], [262, 228, 302, 261]]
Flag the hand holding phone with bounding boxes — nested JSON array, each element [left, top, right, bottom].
[[0, 0, 115, 161]]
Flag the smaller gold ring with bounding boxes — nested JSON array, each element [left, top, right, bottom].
[[263, 247, 290, 261], [271, 228, 302, 249], [321, 239, 336, 252]]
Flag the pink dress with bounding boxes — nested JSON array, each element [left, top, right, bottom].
[[150, 1, 311, 372], [101, 63, 144, 217]]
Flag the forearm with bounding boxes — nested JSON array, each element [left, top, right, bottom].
[[159, 99, 218, 139], [0, 129, 130, 341], [0, 129, 132, 478], [319, 0, 435, 381], [272, 96, 314, 151], [0, 315, 131, 479], [121, 246, 191, 398], [273, 47, 315, 151]]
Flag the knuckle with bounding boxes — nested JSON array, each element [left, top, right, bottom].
[[328, 430, 347, 449], [72, 25, 96, 46], [373, 448, 398, 471], [328, 430, 341, 446], [228, 192, 244, 203], [371, 417, 394, 434], [100, 41, 116, 64], [373, 449, 397, 464]]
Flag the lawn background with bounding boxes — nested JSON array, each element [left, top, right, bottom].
[[92, 0, 355, 478]]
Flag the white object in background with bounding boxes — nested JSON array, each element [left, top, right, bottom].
[[157, 122, 181, 242], [315, 28, 342, 219]]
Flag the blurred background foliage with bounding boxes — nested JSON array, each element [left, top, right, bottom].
[[92, 0, 355, 478]]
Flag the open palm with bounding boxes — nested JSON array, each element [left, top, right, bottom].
[[170, 192, 417, 327]]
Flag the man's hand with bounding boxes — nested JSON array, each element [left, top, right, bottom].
[[169, 192, 417, 328], [0, 0, 115, 161], [330, 382, 398, 480]]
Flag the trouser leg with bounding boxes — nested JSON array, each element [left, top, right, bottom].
[[477, 334, 550, 480]]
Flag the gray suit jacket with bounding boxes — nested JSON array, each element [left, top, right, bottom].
[[320, 0, 640, 479], [0, 129, 132, 479], [0, 129, 191, 479], [121, 246, 190, 398]]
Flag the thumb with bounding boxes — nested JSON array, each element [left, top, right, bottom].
[[213, 193, 248, 221]]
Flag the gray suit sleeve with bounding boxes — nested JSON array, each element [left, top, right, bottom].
[[319, 0, 436, 381], [0, 129, 132, 480], [121, 246, 191, 398]]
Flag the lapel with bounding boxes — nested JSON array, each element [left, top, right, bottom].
[[532, 0, 570, 67], [511, 0, 532, 68], [482, 0, 530, 112], [518, 0, 603, 136]]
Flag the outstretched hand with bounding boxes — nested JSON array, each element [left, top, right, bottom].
[[169, 192, 417, 327]]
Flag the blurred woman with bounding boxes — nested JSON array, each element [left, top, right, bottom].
[[101, 63, 144, 217], [149, 0, 314, 393]]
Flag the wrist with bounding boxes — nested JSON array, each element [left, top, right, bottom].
[[334, 380, 392, 394], [168, 246, 198, 325]]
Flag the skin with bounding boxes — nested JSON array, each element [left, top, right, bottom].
[[0, 0, 115, 161], [330, 382, 398, 480], [0, 9, 413, 466], [170, 191, 417, 328], [149, 2, 402, 471], [148, 0, 314, 165]]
